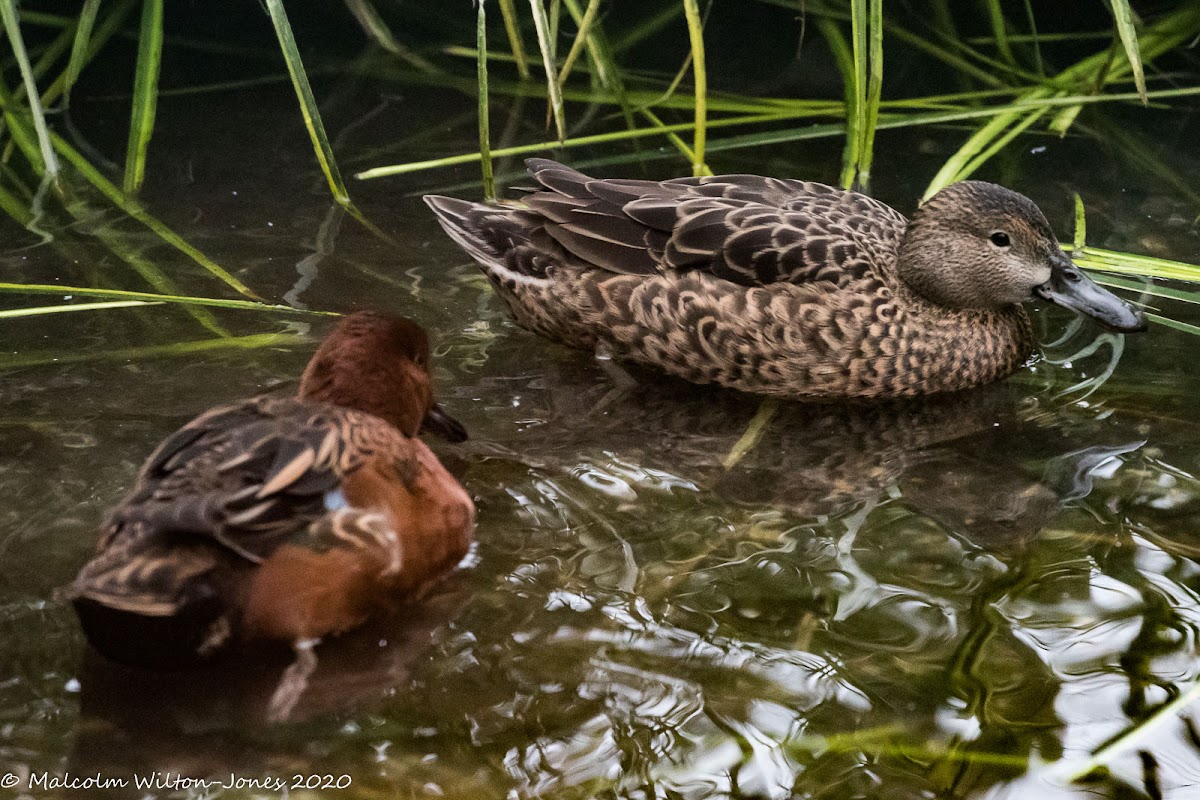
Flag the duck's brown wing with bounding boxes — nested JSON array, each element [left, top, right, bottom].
[[519, 158, 908, 288], [113, 396, 402, 561], [69, 397, 410, 617]]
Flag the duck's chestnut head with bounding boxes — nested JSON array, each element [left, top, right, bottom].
[[299, 311, 466, 441]]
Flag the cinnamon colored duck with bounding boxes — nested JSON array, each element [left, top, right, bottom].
[[426, 159, 1145, 399], [65, 312, 474, 716]]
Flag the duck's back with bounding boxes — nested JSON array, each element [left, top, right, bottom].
[[443, 159, 907, 289], [69, 396, 473, 666]]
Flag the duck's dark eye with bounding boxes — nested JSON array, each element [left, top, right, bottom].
[[1062, 267, 1082, 283], [989, 231, 1011, 248]]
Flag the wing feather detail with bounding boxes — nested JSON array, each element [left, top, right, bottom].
[[518, 159, 908, 289], [67, 396, 419, 616]]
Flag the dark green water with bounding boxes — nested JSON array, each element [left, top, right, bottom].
[[1, 79, 1200, 800]]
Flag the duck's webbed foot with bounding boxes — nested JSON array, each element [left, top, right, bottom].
[[266, 637, 320, 723]]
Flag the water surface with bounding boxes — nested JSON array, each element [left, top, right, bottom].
[[1, 79, 1199, 800]]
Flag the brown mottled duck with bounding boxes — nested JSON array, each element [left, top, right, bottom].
[[65, 312, 474, 717], [426, 159, 1145, 400]]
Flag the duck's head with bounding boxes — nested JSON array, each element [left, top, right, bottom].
[[896, 181, 1146, 332], [299, 311, 467, 442]]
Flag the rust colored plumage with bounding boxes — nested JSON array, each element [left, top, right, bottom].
[[66, 312, 474, 673], [426, 159, 1144, 399]]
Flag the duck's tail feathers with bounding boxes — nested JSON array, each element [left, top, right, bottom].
[[424, 196, 515, 268], [64, 532, 231, 668], [425, 195, 550, 282]]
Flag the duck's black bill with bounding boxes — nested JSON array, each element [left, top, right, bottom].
[[422, 403, 469, 443], [1036, 258, 1147, 333]]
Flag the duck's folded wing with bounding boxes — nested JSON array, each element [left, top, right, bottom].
[[524, 158, 907, 288], [112, 397, 391, 563]]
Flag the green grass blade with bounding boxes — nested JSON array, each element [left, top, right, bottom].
[[24, 23, 74, 93], [548, 0, 561, 64], [61, 193, 232, 336], [857, 0, 883, 188], [923, 105, 1035, 199], [476, 0, 495, 201], [925, 4, 1198, 196], [695, 84, 1200, 155], [497, 0, 531, 80], [0, 282, 333, 314], [722, 398, 779, 470], [51, 131, 263, 300], [527, 0, 566, 141], [1073, 193, 1086, 254], [8, 10, 74, 27], [357, 69, 1200, 184], [120, 0, 162, 194], [1068, 198, 1200, 332], [359, 81, 1200, 184], [954, 107, 1048, 183], [0, 300, 160, 319], [0, 181, 34, 226], [1, 103, 49, 175], [926, 0, 966, 84], [1093, 275, 1200, 307], [984, 0, 1014, 65], [611, 3, 682, 54], [817, 18, 857, 189], [354, 110, 798, 180], [628, 41, 693, 112], [375, 53, 827, 113], [1060, 680, 1200, 781], [132, 73, 296, 100], [63, 0, 102, 103], [0, 101, 235, 333], [847, 0, 866, 187], [1048, 102, 1083, 136], [885, 14, 1007, 88], [0, 0, 60, 179], [343, 0, 438, 74], [41, 0, 136, 109], [0, 80, 239, 334], [1021, 0, 1043, 76], [1106, 0, 1147, 104], [265, 0, 351, 205], [561, 0, 622, 92], [638, 107, 707, 174], [548, 0, 560, 55], [1145, 313, 1200, 336], [123, 0, 163, 194], [558, 0, 638, 154], [1076, 247, 1200, 283], [557, 0, 601, 86], [681, 0, 708, 176]]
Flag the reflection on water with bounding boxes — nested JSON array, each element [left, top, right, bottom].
[[69, 578, 473, 787], [1, 83, 1200, 800]]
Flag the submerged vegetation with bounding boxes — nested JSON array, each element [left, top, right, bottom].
[[1, 2, 1200, 794]]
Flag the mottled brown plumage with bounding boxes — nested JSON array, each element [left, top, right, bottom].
[[66, 312, 474, 693], [426, 159, 1145, 399]]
